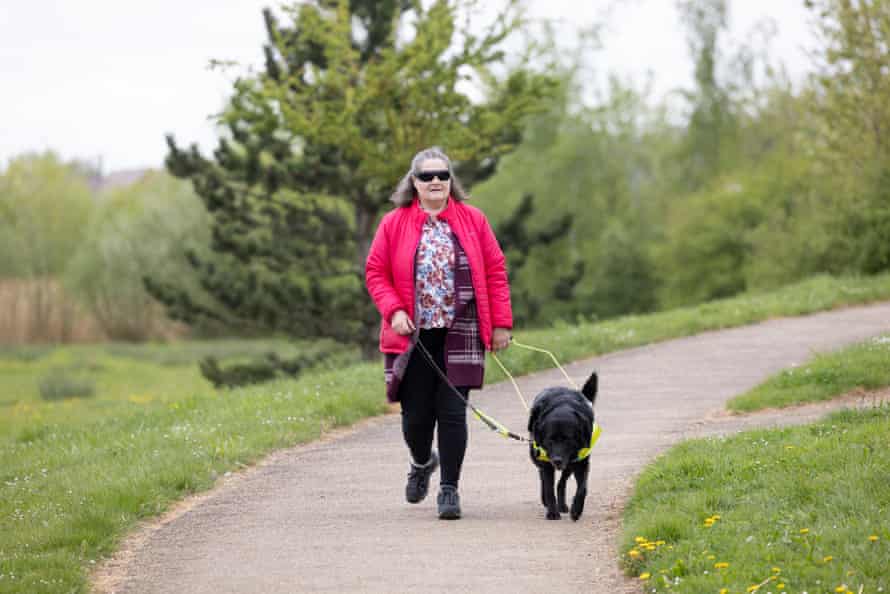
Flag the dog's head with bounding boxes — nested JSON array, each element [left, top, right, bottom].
[[528, 371, 597, 470]]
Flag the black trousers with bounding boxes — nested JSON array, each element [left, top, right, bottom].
[[399, 328, 469, 488]]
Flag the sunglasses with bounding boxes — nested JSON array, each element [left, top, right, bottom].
[[415, 169, 451, 182]]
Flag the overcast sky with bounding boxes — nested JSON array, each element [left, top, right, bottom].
[[0, 1, 818, 173]]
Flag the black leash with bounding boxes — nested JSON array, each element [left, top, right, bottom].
[[411, 336, 529, 443]]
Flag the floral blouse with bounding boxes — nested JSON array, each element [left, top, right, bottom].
[[415, 216, 456, 328]]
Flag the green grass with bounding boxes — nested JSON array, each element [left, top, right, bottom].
[[2, 272, 890, 593], [0, 363, 384, 594], [621, 407, 890, 593], [729, 335, 890, 412], [621, 334, 890, 593]]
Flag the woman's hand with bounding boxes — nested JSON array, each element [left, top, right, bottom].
[[492, 327, 512, 351], [391, 310, 416, 336]]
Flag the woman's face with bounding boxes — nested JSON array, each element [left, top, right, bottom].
[[412, 158, 451, 207]]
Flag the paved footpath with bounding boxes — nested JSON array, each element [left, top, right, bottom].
[[94, 302, 890, 594]]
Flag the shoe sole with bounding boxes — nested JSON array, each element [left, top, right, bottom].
[[438, 510, 461, 520]]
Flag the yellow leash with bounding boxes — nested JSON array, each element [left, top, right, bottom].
[[414, 335, 602, 457], [490, 338, 580, 412], [489, 350, 529, 412]]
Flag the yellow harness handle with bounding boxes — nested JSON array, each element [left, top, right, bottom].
[[491, 338, 580, 412], [510, 339, 579, 390], [490, 351, 529, 412]]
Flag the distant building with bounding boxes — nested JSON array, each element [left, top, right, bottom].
[[89, 168, 153, 193]]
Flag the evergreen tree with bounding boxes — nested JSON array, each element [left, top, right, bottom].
[[148, 0, 554, 359]]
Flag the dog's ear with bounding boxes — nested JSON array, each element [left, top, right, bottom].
[[581, 371, 597, 403]]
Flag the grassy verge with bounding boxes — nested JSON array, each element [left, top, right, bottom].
[[621, 336, 890, 593], [1, 272, 890, 593], [1, 342, 374, 594], [621, 407, 890, 593], [728, 334, 890, 412]]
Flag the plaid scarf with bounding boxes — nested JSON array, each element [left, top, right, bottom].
[[383, 232, 485, 402]]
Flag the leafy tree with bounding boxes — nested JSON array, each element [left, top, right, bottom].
[[150, 0, 555, 358], [0, 152, 95, 340], [0, 152, 94, 278], [656, 180, 759, 307], [494, 193, 578, 325], [806, 0, 890, 274], [674, 0, 736, 192], [65, 171, 211, 340], [474, 76, 663, 323], [587, 221, 657, 318]]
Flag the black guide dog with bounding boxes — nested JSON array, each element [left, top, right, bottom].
[[527, 372, 598, 521]]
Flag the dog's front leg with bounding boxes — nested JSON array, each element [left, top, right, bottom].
[[557, 469, 571, 513], [570, 460, 590, 521], [538, 466, 560, 520]]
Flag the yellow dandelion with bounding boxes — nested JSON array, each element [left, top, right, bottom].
[[655, 540, 666, 546], [799, 528, 810, 534], [823, 555, 833, 562], [772, 567, 781, 574], [835, 586, 847, 593], [714, 562, 729, 569], [720, 589, 729, 594], [747, 585, 760, 592], [707, 555, 716, 560], [628, 550, 641, 558], [712, 515, 721, 520], [777, 584, 785, 590], [639, 572, 651, 580], [635, 536, 647, 543], [868, 535, 879, 542]]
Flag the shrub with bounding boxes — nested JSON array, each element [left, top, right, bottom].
[[38, 367, 96, 400]]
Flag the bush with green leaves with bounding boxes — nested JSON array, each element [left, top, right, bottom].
[[64, 171, 212, 340], [38, 366, 96, 401], [0, 152, 94, 279]]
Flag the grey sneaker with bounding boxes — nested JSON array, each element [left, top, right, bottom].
[[405, 451, 438, 503], [437, 485, 461, 520]]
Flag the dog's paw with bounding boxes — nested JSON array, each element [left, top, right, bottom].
[[570, 498, 585, 521], [546, 510, 561, 520]]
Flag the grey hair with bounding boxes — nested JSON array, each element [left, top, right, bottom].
[[389, 146, 470, 206]]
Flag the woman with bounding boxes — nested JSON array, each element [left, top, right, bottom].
[[365, 146, 512, 520]]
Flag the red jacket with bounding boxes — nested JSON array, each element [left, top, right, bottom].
[[365, 198, 512, 354]]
